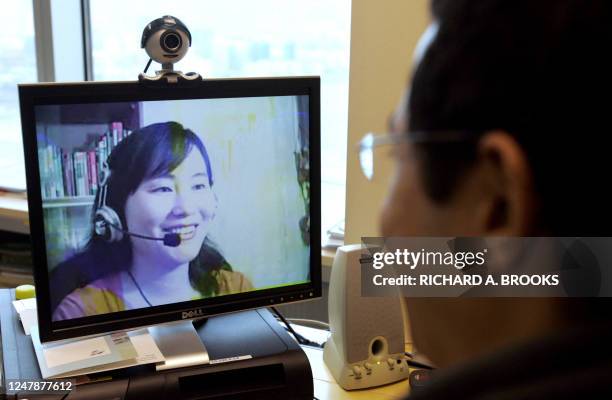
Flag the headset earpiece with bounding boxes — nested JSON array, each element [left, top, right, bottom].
[[94, 206, 124, 242], [94, 162, 124, 242]]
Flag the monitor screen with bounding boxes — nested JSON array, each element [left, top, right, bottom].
[[20, 78, 321, 342]]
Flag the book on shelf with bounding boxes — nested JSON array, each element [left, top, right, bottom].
[[111, 121, 123, 147], [62, 150, 74, 197], [97, 135, 107, 175], [73, 152, 88, 197], [87, 150, 98, 195], [38, 145, 64, 199]]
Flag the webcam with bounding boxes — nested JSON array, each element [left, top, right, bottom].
[[141, 15, 191, 66], [139, 15, 201, 84]]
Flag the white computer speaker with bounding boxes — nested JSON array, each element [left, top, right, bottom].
[[323, 244, 410, 390]]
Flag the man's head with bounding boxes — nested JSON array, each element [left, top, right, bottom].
[[381, 0, 612, 366]]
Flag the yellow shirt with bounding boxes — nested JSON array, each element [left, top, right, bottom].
[[52, 270, 254, 321]]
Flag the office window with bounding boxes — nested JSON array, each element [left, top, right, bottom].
[[89, 0, 351, 234], [0, 1, 37, 189]]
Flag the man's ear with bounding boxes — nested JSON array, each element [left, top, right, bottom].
[[476, 131, 538, 235]]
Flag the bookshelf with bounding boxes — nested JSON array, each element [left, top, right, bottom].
[[39, 123, 134, 199], [42, 196, 95, 208], [37, 102, 142, 270]]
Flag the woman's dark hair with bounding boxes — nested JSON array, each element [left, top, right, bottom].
[[89, 121, 230, 297], [410, 0, 612, 236]]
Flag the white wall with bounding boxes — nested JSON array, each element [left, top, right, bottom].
[[141, 97, 310, 288], [344, 0, 430, 244]]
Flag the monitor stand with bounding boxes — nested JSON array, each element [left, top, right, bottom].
[[30, 319, 210, 378], [148, 320, 209, 371]]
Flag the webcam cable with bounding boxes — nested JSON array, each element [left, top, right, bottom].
[[143, 58, 153, 74], [270, 307, 322, 348]]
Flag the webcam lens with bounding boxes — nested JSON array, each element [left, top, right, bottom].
[[161, 31, 182, 52], [165, 33, 180, 49]]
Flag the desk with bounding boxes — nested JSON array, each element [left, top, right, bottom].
[[1, 292, 411, 399], [1, 292, 318, 399]]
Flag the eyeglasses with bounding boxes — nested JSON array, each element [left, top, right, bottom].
[[358, 130, 480, 180]]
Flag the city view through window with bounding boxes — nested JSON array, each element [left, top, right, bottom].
[[0, 1, 37, 190], [0, 1, 350, 234]]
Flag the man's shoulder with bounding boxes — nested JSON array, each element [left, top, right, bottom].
[[408, 323, 612, 399]]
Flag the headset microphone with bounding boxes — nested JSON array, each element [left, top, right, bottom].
[[101, 220, 182, 247], [93, 162, 181, 247]]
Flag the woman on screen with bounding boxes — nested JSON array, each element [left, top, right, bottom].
[[52, 121, 253, 321]]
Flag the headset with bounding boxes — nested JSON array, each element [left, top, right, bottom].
[[93, 162, 181, 247]]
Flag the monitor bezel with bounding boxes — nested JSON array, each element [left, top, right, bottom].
[[19, 77, 322, 343]]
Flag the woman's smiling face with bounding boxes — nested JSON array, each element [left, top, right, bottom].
[[124, 148, 216, 267]]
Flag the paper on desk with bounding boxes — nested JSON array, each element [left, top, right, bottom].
[[18, 308, 37, 335], [12, 298, 38, 335], [31, 326, 165, 379], [128, 328, 165, 364], [21, 296, 164, 378], [44, 336, 112, 369], [32, 328, 139, 379], [12, 297, 36, 313]]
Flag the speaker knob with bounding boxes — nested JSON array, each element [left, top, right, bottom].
[[352, 365, 363, 377], [387, 358, 396, 368]]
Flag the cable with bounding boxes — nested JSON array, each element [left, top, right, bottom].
[[405, 352, 435, 370], [287, 318, 329, 330], [275, 309, 432, 369], [143, 58, 153, 73], [270, 307, 323, 348], [271, 307, 320, 347]]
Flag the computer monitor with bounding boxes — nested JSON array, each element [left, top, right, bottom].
[[19, 77, 321, 345]]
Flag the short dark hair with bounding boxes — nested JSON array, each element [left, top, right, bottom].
[[409, 0, 612, 235], [105, 121, 213, 216]]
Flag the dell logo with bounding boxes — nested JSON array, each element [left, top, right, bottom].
[[182, 309, 204, 319]]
